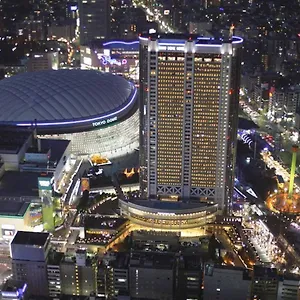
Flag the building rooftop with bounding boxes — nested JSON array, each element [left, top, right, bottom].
[[0, 127, 32, 154], [253, 265, 278, 278], [130, 251, 175, 269], [0, 69, 136, 127], [0, 200, 30, 217], [11, 231, 50, 247], [88, 39, 139, 51], [238, 117, 259, 130], [139, 32, 243, 45], [1, 279, 27, 297], [109, 252, 130, 269], [0, 171, 43, 198], [26, 139, 70, 163], [47, 250, 64, 265], [180, 254, 202, 270]]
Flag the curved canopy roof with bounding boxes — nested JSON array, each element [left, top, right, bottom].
[[0, 69, 135, 126]]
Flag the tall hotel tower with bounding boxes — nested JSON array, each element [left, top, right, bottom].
[[139, 33, 242, 211]]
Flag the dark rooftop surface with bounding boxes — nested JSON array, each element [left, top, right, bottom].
[[130, 251, 175, 269], [0, 200, 30, 216], [110, 252, 130, 269], [12, 231, 49, 246], [0, 127, 32, 154], [2, 279, 26, 292], [47, 250, 64, 265], [181, 254, 202, 270], [0, 171, 43, 197], [26, 139, 70, 162], [253, 265, 278, 278], [41, 139, 70, 162], [238, 117, 259, 130]]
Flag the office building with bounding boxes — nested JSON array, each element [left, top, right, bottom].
[[105, 253, 129, 298], [203, 264, 251, 300], [10, 231, 51, 297], [139, 33, 242, 211], [17, 20, 44, 41], [78, 0, 110, 45], [129, 251, 176, 300], [26, 52, 59, 72], [251, 266, 279, 300], [60, 249, 97, 297], [47, 251, 64, 298], [176, 255, 203, 300]]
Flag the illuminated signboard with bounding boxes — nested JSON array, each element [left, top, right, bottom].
[[92, 116, 117, 127], [38, 177, 52, 190], [2, 224, 15, 239], [98, 55, 127, 66], [70, 5, 78, 11], [159, 46, 185, 51]]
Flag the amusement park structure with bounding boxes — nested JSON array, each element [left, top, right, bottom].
[[266, 145, 300, 214]]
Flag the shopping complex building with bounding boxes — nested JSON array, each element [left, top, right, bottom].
[[80, 40, 139, 81], [119, 199, 218, 229], [0, 69, 139, 160]]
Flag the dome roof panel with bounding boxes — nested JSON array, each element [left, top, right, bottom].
[[0, 69, 133, 124]]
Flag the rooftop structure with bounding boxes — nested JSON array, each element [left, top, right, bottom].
[[11, 231, 50, 246], [0, 128, 32, 154], [0, 69, 136, 130], [130, 251, 175, 269], [119, 199, 218, 229], [0, 280, 28, 300], [0, 171, 41, 198], [0, 200, 30, 217]]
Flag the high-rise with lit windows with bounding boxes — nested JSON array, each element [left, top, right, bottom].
[[78, 0, 110, 45], [139, 33, 242, 211]]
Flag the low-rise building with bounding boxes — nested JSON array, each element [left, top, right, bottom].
[[0, 280, 29, 300], [0, 201, 31, 239]]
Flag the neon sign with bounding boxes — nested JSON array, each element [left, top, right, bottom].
[[92, 116, 117, 127], [99, 55, 127, 66]]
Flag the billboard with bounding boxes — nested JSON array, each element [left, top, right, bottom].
[[38, 177, 52, 191]]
